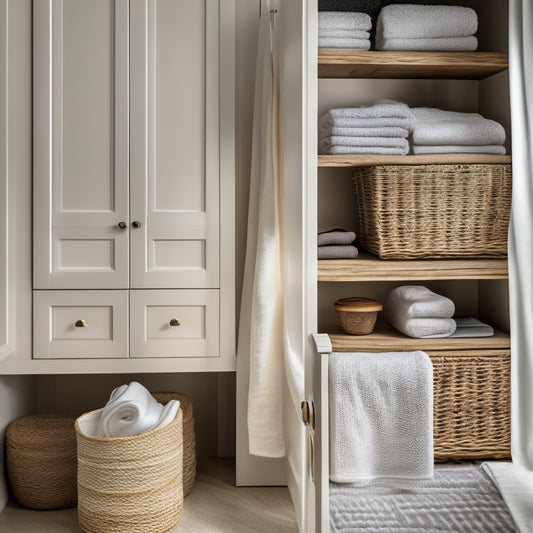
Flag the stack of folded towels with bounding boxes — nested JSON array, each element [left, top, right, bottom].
[[318, 100, 415, 155], [318, 228, 358, 259], [411, 108, 507, 155], [376, 4, 478, 51], [318, 11, 372, 49], [385, 285, 457, 338]]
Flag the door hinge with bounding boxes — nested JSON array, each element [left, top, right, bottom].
[[301, 400, 315, 430]]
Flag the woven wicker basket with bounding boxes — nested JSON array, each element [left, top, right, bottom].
[[76, 408, 183, 533], [334, 297, 383, 335], [6, 414, 77, 510], [352, 164, 512, 259], [152, 392, 196, 496], [430, 349, 510, 460]]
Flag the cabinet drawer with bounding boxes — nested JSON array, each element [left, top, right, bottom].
[[130, 290, 219, 358], [33, 291, 128, 359]]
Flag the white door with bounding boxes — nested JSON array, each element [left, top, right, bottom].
[[33, 0, 130, 289], [129, 0, 220, 289]]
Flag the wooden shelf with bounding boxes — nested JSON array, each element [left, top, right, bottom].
[[318, 50, 509, 79], [318, 252, 508, 281], [328, 323, 510, 353], [318, 154, 512, 167]]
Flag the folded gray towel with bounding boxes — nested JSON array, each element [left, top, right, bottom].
[[413, 145, 507, 155], [318, 37, 371, 49], [449, 317, 494, 338], [377, 4, 478, 39], [319, 12, 372, 31], [318, 245, 359, 259], [376, 36, 478, 52], [318, 29, 370, 39], [318, 229, 356, 246], [412, 108, 506, 146], [320, 125, 410, 138], [318, 0, 382, 18], [322, 144, 409, 155]]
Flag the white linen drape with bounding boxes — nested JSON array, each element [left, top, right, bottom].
[[237, 1, 285, 458], [483, 1, 533, 530]]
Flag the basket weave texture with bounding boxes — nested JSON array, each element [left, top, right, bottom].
[[352, 164, 512, 259], [76, 408, 183, 533], [430, 349, 510, 460], [6, 414, 77, 510], [152, 392, 196, 496]]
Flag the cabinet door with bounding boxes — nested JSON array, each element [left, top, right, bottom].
[[129, 0, 220, 289], [33, 0, 129, 289]]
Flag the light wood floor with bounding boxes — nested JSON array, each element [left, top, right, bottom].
[[0, 458, 299, 533]]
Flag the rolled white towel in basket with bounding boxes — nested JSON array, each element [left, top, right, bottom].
[[329, 351, 434, 483]]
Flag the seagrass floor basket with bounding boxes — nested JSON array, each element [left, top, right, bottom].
[[6, 414, 77, 510], [76, 408, 183, 533], [152, 392, 197, 496], [352, 164, 512, 259]]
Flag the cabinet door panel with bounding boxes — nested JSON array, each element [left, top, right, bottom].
[[33, 0, 129, 289], [130, 0, 219, 289]]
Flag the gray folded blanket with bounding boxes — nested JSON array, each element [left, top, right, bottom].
[[376, 36, 478, 52], [318, 229, 356, 246], [318, 245, 359, 259], [319, 12, 372, 31], [413, 145, 507, 155], [321, 144, 409, 155], [449, 317, 494, 338], [318, 0, 382, 18], [377, 4, 478, 39], [318, 37, 371, 49]]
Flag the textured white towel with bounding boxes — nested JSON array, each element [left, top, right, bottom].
[[413, 144, 507, 155], [412, 108, 506, 146], [449, 317, 494, 338], [386, 285, 455, 318], [321, 144, 409, 155], [319, 11, 372, 31], [389, 317, 457, 338], [319, 115, 415, 131], [377, 4, 478, 39], [318, 28, 370, 39], [321, 100, 414, 121], [320, 135, 408, 149], [329, 351, 433, 483], [318, 37, 371, 49], [77, 381, 180, 438], [320, 125, 410, 139], [376, 36, 478, 52]]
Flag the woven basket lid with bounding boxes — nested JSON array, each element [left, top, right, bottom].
[[334, 297, 383, 312]]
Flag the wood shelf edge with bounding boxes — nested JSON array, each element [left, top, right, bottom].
[[318, 154, 512, 167]]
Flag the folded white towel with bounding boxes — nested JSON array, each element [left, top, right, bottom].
[[386, 285, 455, 319], [318, 245, 359, 259], [329, 351, 433, 483], [389, 317, 457, 338], [318, 11, 372, 31], [376, 36, 478, 52], [321, 99, 414, 122], [318, 29, 370, 39], [320, 125, 410, 139], [320, 135, 408, 149], [377, 4, 478, 39], [318, 37, 370, 49], [77, 381, 180, 438], [318, 228, 356, 246], [413, 144, 507, 155], [449, 317, 494, 338], [319, 114, 415, 131], [322, 144, 409, 155]]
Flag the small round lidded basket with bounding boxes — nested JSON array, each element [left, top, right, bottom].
[[334, 297, 383, 335]]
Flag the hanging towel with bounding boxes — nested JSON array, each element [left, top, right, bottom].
[[318, 0, 382, 18], [318, 37, 371, 49], [376, 4, 478, 39], [318, 29, 370, 39], [318, 245, 359, 259], [318, 11, 372, 31], [413, 145, 507, 155], [449, 317, 494, 338], [329, 351, 433, 483], [318, 228, 356, 246], [376, 36, 478, 52], [321, 144, 409, 155], [386, 285, 455, 319]]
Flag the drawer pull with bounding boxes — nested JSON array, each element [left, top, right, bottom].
[[169, 318, 181, 327], [118, 221, 127, 229], [75, 319, 88, 328], [132, 220, 142, 229]]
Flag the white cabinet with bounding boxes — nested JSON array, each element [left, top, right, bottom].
[[31, 0, 235, 367]]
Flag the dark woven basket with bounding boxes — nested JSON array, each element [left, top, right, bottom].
[[6, 414, 77, 510], [352, 164, 512, 259]]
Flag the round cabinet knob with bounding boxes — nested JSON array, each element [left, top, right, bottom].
[[118, 221, 127, 229], [132, 221, 142, 229], [169, 318, 181, 327], [75, 319, 88, 328]]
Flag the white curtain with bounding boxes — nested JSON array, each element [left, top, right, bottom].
[[482, 1, 533, 530], [237, 0, 285, 458]]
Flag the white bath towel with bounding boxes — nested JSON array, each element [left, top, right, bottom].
[[376, 36, 478, 52], [318, 37, 371, 49], [318, 228, 356, 246], [318, 11, 372, 31], [413, 144, 507, 155], [321, 144, 409, 155], [386, 285, 455, 318], [377, 4, 478, 39], [321, 100, 414, 122], [318, 28, 370, 39], [319, 115, 415, 131], [449, 317, 494, 338], [320, 125, 410, 139], [329, 351, 433, 483], [389, 317, 457, 338], [77, 381, 180, 438], [318, 245, 359, 259], [412, 108, 506, 146], [320, 135, 408, 149]]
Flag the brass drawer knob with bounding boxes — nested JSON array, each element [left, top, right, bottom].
[[75, 319, 88, 328], [169, 318, 181, 327], [132, 220, 142, 229], [118, 221, 127, 229]]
